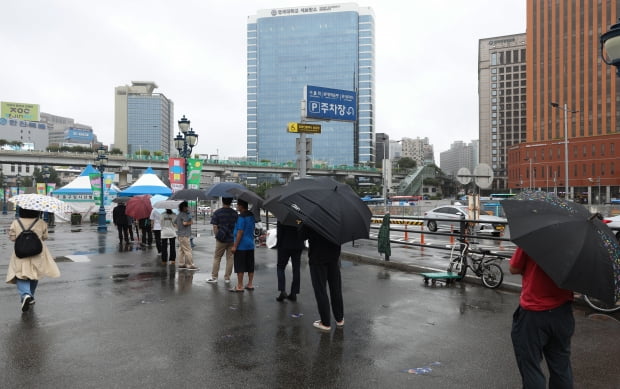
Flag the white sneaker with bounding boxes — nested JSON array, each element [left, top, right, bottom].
[[224, 279, 231, 284], [206, 278, 218, 283]]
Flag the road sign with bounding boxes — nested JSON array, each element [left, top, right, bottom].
[[288, 122, 322, 134], [303, 85, 356, 122]]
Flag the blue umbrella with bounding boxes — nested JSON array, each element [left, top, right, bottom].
[[205, 182, 247, 198]]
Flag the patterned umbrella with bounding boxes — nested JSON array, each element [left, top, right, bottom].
[[9, 194, 73, 213]]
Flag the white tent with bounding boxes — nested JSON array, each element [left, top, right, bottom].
[[119, 167, 172, 197]]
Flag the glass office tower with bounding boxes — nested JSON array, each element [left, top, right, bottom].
[[247, 4, 375, 166]]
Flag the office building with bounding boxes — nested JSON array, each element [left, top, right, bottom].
[[247, 4, 374, 166], [440, 140, 479, 177], [114, 81, 174, 156], [478, 33, 527, 190], [401, 137, 434, 167], [508, 1, 620, 202], [41, 112, 97, 148]]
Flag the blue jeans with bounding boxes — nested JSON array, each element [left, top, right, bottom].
[[16, 278, 38, 301]]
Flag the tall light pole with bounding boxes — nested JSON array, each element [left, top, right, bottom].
[[550, 102, 578, 200], [95, 147, 108, 232], [174, 115, 198, 189], [379, 135, 389, 210], [14, 172, 21, 219], [42, 165, 51, 223]]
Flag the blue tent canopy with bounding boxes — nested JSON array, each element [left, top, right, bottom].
[[119, 167, 172, 197]]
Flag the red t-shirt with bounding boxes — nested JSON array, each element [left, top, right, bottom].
[[510, 247, 574, 311]]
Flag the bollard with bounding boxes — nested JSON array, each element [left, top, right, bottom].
[[450, 225, 455, 245], [420, 224, 425, 245], [404, 224, 409, 241]]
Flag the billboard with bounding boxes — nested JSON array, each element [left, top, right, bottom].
[[304, 85, 356, 122], [67, 128, 94, 141], [1, 102, 40, 121]]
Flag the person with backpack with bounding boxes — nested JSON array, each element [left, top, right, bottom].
[[206, 197, 238, 284], [6, 208, 60, 313]]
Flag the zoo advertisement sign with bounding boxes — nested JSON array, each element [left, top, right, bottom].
[[1, 102, 40, 121]]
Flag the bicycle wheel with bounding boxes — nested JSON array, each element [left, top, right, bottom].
[[481, 263, 503, 289], [583, 295, 620, 313], [447, 256, 467, 278]]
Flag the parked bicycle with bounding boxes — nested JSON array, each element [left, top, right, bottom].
[[583, 295, 620, 313], [447, 238, 505, 289]]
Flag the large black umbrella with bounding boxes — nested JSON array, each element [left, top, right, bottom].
[[263, 177, 372, 245], [503, 191, 620, 304], [205, 182, 247, 199], [226, 187, 263, 207], [170, 188, 210, 201]]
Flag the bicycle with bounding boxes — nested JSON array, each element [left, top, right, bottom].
[[583, 295, 620, 313], [447, 238, 505, 289]]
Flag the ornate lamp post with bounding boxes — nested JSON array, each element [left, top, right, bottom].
[[174, 115, 198, 189], [42, 165, 51, 223], [95, 147, 108, 232], [601, 19, 620, 76]]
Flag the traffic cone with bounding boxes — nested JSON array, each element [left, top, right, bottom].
[[420, 224, 425, 245]]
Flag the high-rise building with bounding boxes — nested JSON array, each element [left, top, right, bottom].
[[114, 81, 174, 156], [440, 140, 479, 177], [478, 33, 527, 191], [41, 112, 97, 148], [508, 1, 620, 202], [401, 137, 434, 167], [247, 4, 374, 166]]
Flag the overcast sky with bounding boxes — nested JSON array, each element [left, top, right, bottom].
[[1, 0, 525, 161]]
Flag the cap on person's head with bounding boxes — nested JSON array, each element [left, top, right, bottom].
[[222, 197, 233, 205], [237, 199, 248, 209], [179, 201, 188, 210]]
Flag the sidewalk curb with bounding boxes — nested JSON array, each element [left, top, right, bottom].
[[341, 250, 523, 295]]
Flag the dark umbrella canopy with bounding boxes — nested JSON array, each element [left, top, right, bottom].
[[205, 182, 247, 199], [263, 177, 372, 245], [125, 195, 153, 220], [170, 189, 210, 201], [226, 187, 263, 207], [503, 191, 620, 304]]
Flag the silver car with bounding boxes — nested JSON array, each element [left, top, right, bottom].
[[423, 205, 506, 237], [603, 215, 620, 242]]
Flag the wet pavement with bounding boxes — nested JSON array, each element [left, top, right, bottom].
[[0, 215, 619, 388]]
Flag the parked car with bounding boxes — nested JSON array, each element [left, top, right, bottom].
[[423, 205, 506, 237], [603, 215, 620, 242]]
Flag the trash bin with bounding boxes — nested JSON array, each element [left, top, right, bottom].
[[71, 213, 82, 225]]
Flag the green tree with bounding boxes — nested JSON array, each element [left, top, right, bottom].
[[397, 157, 417, 170], [110, 148, 123, 155], [33, 167, 62, 187]]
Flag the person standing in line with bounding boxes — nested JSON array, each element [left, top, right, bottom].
[[229, 199, 255, 292], [206, 197, 238, 284], [139, 217, 153, 247], [509, 246, 575, 388], [159, 209, 177, 265], [150, 208, 162, 255], [302, 226, 344, 331], [112, 203, 130, 244], [175, 201, 198, 271], [275, 222, 305, 302], [6, 208, 60, 312]]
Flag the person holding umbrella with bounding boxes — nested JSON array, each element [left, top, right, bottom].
[[6, 208, 60, 312], [230, 199, 255, 292], [509, 247, 575, 388], [112, 203, 131, 244], [175, 201, 198, 271], [206, 197, 238, 284], [159, 209, 177, 265]]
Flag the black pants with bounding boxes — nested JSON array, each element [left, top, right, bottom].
[[511, 302, 574, 389], [161, 238, 176, 262], [277, 248, 302, 295], [116, 225, 130, 242], [153, 230, 162, 253], [141, 227, 153, 245], [309, 259, 343, 327]]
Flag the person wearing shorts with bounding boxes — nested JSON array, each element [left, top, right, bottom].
[[230, 199, 255, 292]]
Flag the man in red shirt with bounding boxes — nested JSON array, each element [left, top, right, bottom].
[[509, 247, 574, 388]]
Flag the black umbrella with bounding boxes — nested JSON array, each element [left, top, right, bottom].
[[503, 191, 620, 304], [169, 188, 210, 201], [205, 182, 247, 199], [226, 187, 263, 207], [263, 177, 372, 245]]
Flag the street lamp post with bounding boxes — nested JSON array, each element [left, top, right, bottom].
[[14, 172, 21, 219], [174, 115, 198, 189], [524, 158, 533, 190], [550, 102, 578, 200], [95, 147, 108, 232], [1, 172, 6, 215], [42, 165, 50, 223], [601, 19, 620, 76]]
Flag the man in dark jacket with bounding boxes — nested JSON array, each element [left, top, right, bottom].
[[112, 204, 130, 244]]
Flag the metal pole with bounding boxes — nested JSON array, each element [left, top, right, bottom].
[[563, 103, 569, 200], [529, 158, 533, 189], [299, 133, 307, 178], [98, 166, 107, 232], [598, 177, 601, 205], [2, 187, 6, 215]]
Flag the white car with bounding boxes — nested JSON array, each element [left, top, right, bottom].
[[423, 205, 506, 237], [603, 215, 620, 242]]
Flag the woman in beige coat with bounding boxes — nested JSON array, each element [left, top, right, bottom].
[[6, 208, 60, 312]]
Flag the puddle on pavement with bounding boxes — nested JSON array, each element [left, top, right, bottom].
[[112, 271, 170, 282]]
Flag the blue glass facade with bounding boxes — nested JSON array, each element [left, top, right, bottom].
[[248, 5, 374, 166], [127, 95, 173, 155]]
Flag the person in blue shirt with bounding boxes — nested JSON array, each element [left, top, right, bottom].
[[230, 199, 255, 292]]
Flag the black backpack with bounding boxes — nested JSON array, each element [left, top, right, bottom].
[[15, 218, 43, 259]]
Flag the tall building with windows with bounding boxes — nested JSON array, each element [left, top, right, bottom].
[[247, 4, 374, 166], [114, 81, 174, 156], [478, 33, 527, 191], [507, 1, 620, 203], [401, 137, 434, 167], [440, 140, 479, 177]]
